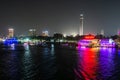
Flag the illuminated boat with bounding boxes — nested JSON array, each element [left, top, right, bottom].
[[99, 39, 115, 47], [3, 38, 19, 45], [78, 34, 116, 48], [3, 38, 25, 50], [78, 34, 99, 48]]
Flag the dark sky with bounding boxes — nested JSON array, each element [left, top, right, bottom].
[[0, 0, 120, 36]]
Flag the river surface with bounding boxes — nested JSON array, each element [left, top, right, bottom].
[[0, 44, 120, 80]]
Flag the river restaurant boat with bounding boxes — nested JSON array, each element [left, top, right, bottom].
[[78, 34, 115, 48]]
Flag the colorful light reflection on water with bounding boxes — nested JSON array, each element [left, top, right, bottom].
[[1, 44, 120, 80], [75, 47, 119, 80]]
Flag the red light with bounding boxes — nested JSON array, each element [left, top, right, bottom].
[[84, 34, 95, 39]]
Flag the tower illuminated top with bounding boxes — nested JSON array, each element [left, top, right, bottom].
[[80, 14, 84, 36]]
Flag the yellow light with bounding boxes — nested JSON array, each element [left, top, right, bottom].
[[72, 33, 77, 37], [63, 34, 67, 37]]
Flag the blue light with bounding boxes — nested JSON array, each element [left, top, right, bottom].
[[4, 38, 18, 45]]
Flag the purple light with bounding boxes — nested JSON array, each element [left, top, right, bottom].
[[77, 39, 116, 48], [78, 40, 92, 47], [100, 39, 115, 47]]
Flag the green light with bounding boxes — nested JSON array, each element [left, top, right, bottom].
[[24, 38, 30, 42]]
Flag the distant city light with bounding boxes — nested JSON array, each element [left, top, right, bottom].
[[63, 34, 67, 37], [24, 38, 30, 42], [42, 30, 49, 36], [72, 33, 77, 37], [29, 29, 36, 31]]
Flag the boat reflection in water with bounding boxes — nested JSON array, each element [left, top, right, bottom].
[[75, 47, 99, 80], [75, 47, 119, 80]]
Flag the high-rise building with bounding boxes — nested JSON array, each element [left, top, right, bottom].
[[29, 29, 36, 36], [80, 14, 84, 35], [8, 28, 14, 38], [41, 30, 49, 36]]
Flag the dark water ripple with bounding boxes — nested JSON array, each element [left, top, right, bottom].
[[1, 45, 120, 80]]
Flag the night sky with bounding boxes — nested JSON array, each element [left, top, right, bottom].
[[0, 0, 120, 36]]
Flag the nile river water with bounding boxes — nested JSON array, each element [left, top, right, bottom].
[[0, 44, 120, 80]]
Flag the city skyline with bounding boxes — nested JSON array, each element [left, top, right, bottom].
[[0, 0, 120, 36]]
